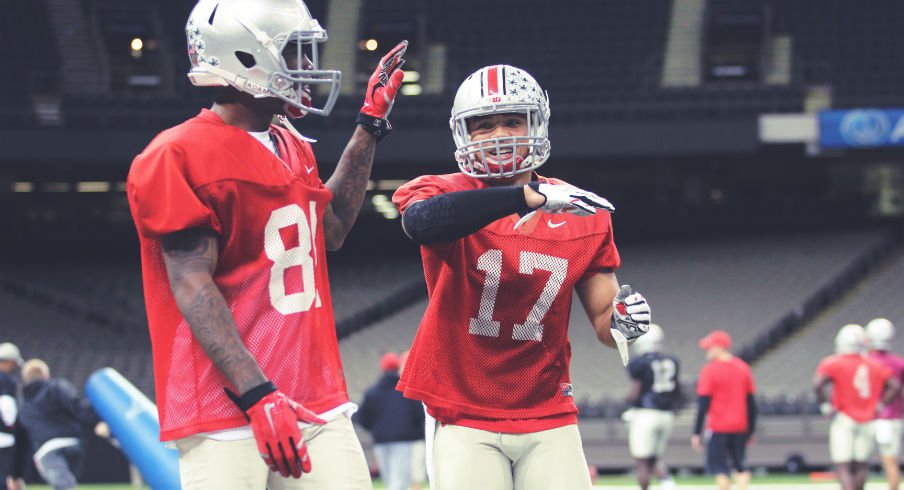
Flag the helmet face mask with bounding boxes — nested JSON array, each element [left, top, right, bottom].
[[450, 65, 551, 179], [186, 0, 341, 117]]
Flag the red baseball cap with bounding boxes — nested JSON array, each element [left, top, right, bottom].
[[380, 352, 401, 372], [698, 330, 732, 350]]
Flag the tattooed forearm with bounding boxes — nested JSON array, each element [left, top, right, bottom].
[[182, 282, 266, 393], [161, 228, 266, 394], [161, 228, 217, 282], [323, 126, 377, 250]]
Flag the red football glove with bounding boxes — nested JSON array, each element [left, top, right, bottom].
[[245, 391, 326, 478], [361, 40, 408, 119]]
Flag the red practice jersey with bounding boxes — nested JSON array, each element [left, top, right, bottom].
[[696, 356, 755, 433], [128, 109, 348, 441], [817, 353, 892, 423], [392, 173, 621, 432]]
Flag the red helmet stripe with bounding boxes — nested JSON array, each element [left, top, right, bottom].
[[487, 65, 499, 96]]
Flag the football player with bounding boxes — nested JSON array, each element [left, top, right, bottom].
[[391, 64, 652, 490], [0, 343, 22, 490], [815, 324, 898, 490], [865, 318, 904, 490], [624, 324, 680, 490], [692, 330, 756, 490], [127, 1, 407, 488]]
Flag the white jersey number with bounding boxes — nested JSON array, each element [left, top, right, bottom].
[[650, 358, 677, 393], [469, 249, 568, 342], [853, 364, 871, 399], [264, 203, 322, 315]]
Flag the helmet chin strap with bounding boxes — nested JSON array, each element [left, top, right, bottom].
[[276, 115, 317, 143]]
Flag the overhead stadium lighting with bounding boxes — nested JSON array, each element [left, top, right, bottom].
[[401, 84, 422, 96], [403, 71, 420, 83], [77, 182, 111, 193]]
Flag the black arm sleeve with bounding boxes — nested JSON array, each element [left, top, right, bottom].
[[693, 395, 711, 435], [747, 393, 757, 435], [401, 186, 530, 244]]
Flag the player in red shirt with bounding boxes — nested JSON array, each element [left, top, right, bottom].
[[865, 318, 904, 490], [815, 324, 898, 490], [391, 64, 652, 490], [692, 330, 756, 490], [127, 1, 407, 488]]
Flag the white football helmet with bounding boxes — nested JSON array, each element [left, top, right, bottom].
[[835, 324, 865, 355], [866, 318, 895, 351], [450, 65, 551, 179], [631, 323, 664, 355], [185, 0, 341, 117]]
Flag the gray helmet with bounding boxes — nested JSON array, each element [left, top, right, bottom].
[[186, 0, 341, 117], [866, 318, 895, 351], [631, 324, 664, 355], [835, 324, 865, 354], [0, 343, 23, 366], [450, 65, 550, 179]]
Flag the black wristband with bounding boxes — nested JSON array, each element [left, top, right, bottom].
[[356, 112, 392, 142], [224, 380, 277, 415]]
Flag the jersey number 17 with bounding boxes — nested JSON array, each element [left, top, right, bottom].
[[469, 249, 568, 342]]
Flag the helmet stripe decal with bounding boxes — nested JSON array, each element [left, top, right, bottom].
[[501, 65, 507, 95], [487, 65, 499, 96]]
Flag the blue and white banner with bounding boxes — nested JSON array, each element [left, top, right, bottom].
[[819, 108, 904, 148]]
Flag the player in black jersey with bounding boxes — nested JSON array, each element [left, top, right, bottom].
[[624, 325, 681, 490]]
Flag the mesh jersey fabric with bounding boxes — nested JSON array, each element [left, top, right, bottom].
[[392, 172, 620, 423], [128, 109, 348, 441], [628, 351, 682, 411], [817, 353, 892, 423]]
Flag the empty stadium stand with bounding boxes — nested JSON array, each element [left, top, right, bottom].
[[340, 298, 426, 403], [770, 0, 904, 108], [4, 0, 904, 129], [755, 245, 904, 395], [0, 0, 60, 126]]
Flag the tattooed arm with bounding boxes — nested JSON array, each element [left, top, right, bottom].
[[322, 126, 377, 251], [161, 228, 267, 394]]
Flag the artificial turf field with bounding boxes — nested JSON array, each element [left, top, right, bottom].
[[19, 474, 893, 489]]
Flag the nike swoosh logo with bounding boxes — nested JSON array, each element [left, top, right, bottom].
[[264, 403, 277, 431], [548, 220, 566, 228], [305, 165, 315, 174]]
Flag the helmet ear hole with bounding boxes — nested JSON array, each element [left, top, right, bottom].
[[235, 51, 256, 68]]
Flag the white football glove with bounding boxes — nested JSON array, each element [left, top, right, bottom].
[[610, 285, 650, 366], [612, 285, 651, 341], [515, 183, 615, 229], [533, 182, 614, 216]]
